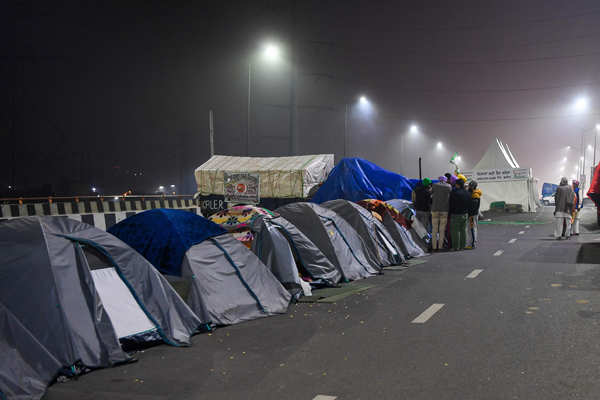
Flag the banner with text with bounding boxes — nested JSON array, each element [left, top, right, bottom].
[[224, 172, 260, 204], [462, 168, 531, 182]]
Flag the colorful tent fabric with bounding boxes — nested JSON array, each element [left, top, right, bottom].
[[311, 158, 415, 203], [357, 199, 410, 228], [208, 205, 276, 232], [107, 209, 226, 276]]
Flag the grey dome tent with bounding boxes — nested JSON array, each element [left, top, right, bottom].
[[251, 214, 342, 296], [108, 209, 291, 327], [0, 217, 201, 400], [322, 199, 404, 267], [276, 202, 379, 281]]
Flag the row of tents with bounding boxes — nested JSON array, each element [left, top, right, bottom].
[[0, 198, 426, 400]]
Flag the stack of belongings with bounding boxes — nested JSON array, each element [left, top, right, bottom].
[[108, 209, 291, 327], [208, 205, 276, 249], [0, 216, 201, 400], [250, 212, 343, 299], [321, 199, 404, 267], [386, 198, 430, 251], [357, 199, 426, 258], [276, 202, 380, 282]]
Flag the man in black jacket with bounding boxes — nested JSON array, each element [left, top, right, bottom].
[[466, 180, 482, 249], [449, 178, 471, 250]]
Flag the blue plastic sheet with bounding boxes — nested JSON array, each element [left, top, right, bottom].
[[108, 209, 226, 276], [541, 183, 558, 197], [312, 158, 415, 203]]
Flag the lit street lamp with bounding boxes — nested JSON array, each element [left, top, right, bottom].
[[409, 124, 419, 134], [344, 95, 372, 157]]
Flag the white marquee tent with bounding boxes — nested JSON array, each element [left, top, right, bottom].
[[464, 138, 539, 212]]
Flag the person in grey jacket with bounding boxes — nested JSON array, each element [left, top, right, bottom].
[[554, 177, 575, 239], [430, 176, 452, 251]]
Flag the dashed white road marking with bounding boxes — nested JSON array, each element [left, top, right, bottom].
[[525, 225, 530, 229], [313, 396, 337, 400], [466, 269, 484, 279], [493, 250, 504, 256], [518, 231, 525, 235], [508, 238, 517, 244], [412, 303, 445, 324]]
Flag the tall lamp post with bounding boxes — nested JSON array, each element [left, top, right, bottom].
[[247, 42, 282, 156]]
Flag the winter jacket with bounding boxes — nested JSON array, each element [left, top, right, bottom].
[[431, 182, 451, 212], [554, 184, 575, 214], [468, 188, 482, 216], [413, 185, 432, 212], [449, 188, 471, 215]]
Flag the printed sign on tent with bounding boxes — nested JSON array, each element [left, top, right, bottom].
[[462, 168, 531, 182], [224, 172, 260, 204]]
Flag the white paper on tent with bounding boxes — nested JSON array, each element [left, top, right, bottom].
[[91, 267, 156, 339]]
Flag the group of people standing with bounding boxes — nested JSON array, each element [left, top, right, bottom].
[[413, 173, 482, 251], [553, 177, 581, 239]]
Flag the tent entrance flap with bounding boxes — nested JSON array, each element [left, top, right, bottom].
[[91, 267, 157, 339]]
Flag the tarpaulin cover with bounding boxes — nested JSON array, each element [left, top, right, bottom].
[[311, 158, 414, 203], [541, 183, 558, 197], [108, 209, 226, 276]]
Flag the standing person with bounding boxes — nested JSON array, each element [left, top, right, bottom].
[[412, 178, 432, 233], [554, 177, 575, 239], [466, 180, 482, 249], [449, 178, 471, 250], [572, 180, 581, 236], [431, 176, 452, 251]]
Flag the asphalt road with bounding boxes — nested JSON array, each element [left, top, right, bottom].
[[45, 206, 600, 400]]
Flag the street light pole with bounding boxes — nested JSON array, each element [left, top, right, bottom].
[[247, 62, 252, 156], [344, 103, 348, 158]]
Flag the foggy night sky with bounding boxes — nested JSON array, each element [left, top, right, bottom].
[[3, 0, 600, 195]]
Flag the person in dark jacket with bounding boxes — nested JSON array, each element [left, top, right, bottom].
[[466, 180, 482, 249], [412, 178, 432, 233], [431, 176, 451, 251], [449, 178, 471, 250]]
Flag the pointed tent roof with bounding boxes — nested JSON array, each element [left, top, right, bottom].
[[473, 137, 520, 171]]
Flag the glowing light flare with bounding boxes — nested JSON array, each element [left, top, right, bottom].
[[437, 142, 443, 149], [573, 96, 589, 113], [409, 124, 419, 134], [262, 43, 281, 62]]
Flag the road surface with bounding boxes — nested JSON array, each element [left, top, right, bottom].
[[46, 206, 600, 400]]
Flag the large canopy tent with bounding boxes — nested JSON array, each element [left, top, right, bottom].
[[311, 158, 414, 203], [464, 137, 539, 212], [276, 202, 379, 281], [0, 217, 201, 400], [194, 155, 334, 215], [108, 209, 291, 326], [321, 199, 404, 267], [357, 199, 426, 258], [251, 215, 342, 297]]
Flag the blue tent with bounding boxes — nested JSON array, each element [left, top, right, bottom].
[[108, 208, 226, 276], [311, 158, 415, 203]]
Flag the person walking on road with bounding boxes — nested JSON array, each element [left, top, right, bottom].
[[431, 176, 451, 251], [466, 180, 482, 249], [572, 180, 581, 236], [449, 178, 471, 250], [412, 178, 432, 233], [554, 177, 575, 239]]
